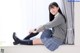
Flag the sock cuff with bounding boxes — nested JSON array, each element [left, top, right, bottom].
[[28, 40, 33, 45]]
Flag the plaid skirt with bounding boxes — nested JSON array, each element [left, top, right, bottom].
[[40, 29, 63, 51]]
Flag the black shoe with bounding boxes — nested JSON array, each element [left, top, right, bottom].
[[13, 42, 19, 45], [13, 32, 20, 45]]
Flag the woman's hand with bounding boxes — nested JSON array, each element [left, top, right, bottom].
[[29, 29, 38, 34], [29, 25, 42, 34]]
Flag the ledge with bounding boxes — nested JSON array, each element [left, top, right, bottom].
[[0, 45, 80, 53]]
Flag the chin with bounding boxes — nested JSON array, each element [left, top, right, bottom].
[[51, 12, 55, 15], [52, 13, 55, 15]]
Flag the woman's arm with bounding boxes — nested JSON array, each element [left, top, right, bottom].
[[36, 15, 64, 32]]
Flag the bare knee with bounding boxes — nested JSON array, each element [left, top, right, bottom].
[[33, 38, 43, 45]]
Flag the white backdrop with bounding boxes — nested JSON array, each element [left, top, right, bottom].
[[0, 0, 65, 45], [0, 0, 22, 44]]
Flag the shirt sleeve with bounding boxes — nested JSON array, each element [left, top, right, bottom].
[[37, 15, 64, 32]]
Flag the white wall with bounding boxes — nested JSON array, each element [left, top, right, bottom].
[[75, 2, 80, 45], [0, 0, 22, 44]]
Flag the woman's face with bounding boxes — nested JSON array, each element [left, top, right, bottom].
[[50, 6, 59, 15]]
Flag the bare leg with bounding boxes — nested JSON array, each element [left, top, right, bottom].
[[33, 38, 43, 45]]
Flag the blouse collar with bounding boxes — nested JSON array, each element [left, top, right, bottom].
[[54, 12, 59, 18]]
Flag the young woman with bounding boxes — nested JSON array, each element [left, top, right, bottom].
[[13, 2, 67, 51]]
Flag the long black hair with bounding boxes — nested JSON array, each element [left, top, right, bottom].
[[49, 2, 66, 22]]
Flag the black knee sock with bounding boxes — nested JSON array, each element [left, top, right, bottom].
[[19, 40, 33, 45], [24, 32, 39, 40]]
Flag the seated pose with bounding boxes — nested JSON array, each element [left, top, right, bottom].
[[13, 2, 67, 51]]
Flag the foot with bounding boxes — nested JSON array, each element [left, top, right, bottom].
[[13, 42, 19, 45], [13, 32, 20, 45]]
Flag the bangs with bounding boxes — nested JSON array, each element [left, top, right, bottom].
[[49, 2, 59, 9]]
